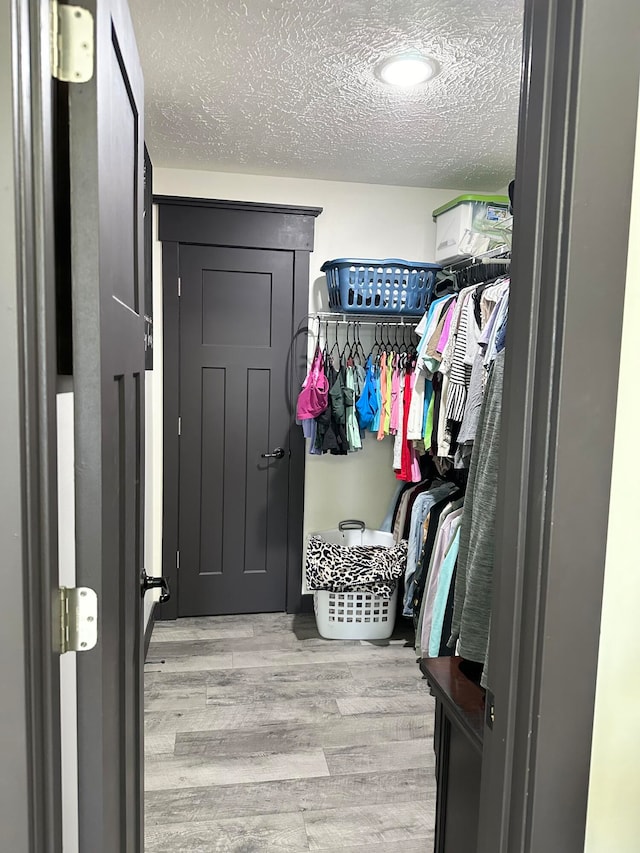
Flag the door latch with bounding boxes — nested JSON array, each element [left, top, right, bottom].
[[261, 447, 286, 459], [140, 569, 171, 603], [59, 587, 98, 654], [486, 689, 496, 730]]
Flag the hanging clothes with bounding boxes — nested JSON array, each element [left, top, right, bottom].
[[397, 368, 422, 483], [355, 356, 379, 430], [449, 350, 505, 667], [392, 368, 406, 471], [296, 344, 329, 421], [416, 503, 463, 658], [393, 259, 512, 687], [297, 343, 329, 456], [320, 359, 348, 455], [384, 355, 393, 436], [406, 371, 427, 441], [298, 316, 434, 470], [410, 490, 463, 625], [416, 295, 455, 372], [481, 285, 509, 369], [380, 481, 408, 534], [392, 481, 421, 543], [390, 355, 401, 434], [377, 352, 389, 440], [454, 352, 485, 468], [402, 481, 458, 616], [375, 352, 385, 438], [444, 290, 480, 425], [428, 527, 462, 657], [313, 347, 334, 454], [344, 364, 362, 452]]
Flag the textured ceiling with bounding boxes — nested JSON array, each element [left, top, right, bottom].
[[129, 0, 524, 189]]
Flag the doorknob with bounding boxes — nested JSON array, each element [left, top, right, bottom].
[[140, 569, 171, 603], [261, 447, 286, 459]]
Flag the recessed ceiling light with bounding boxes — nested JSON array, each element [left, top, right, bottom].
[[375, 54, 437, 88]]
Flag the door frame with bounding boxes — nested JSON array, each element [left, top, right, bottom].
[[5, 0, 640, 850], [0, 0, 62, 850], [155, 196, 322, 620], [478, 0, 640, 851]]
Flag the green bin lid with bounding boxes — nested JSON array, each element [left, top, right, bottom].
[[432, 194, 510, 219]]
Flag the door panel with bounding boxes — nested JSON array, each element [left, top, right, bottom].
[[65, 0, 145, 850], [179, 245, 294, 616]]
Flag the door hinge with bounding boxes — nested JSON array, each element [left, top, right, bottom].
[[177, 277, 182, 297], [176, 550, 180, 570], [59, 587, 98, 654], [144, 314, 153, 352], [178, 416, 182, 436], [50, 2, 95, 83]]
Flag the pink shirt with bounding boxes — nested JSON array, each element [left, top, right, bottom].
[[390, 357, 401, 434], [437, 301, 457, 355], [377, 352, 387, 441]]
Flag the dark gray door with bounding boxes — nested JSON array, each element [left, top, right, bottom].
[[178, 245, 295, 616], [65, 0, 146, 850]]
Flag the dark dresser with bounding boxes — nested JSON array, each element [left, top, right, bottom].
[[420, 656, 485, 853]]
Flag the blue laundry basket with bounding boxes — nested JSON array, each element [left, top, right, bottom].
[[321, 258, 441, 316]]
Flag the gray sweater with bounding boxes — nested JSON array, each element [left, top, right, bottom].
[[449, 350, 505, 665]]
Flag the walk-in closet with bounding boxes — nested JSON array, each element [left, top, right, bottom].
[[3, 0, 638, 851], [133, 1, 639, 851]]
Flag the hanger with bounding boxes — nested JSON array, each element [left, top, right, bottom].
[[370, 322, 382, 363], [321, 319, 329, 359], [311, 315, 321, 355], [398, 323, 409, 358], [392, 323, 401, 355], [353, 321, 367, 365], [383, 322, 393, 356], [329, 318, 341, 367], [341, 321, 354, 364]]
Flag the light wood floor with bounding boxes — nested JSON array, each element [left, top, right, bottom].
[[144, 612, 436, 852]]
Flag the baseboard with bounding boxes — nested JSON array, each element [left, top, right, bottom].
[[144, 602, 156, 661]]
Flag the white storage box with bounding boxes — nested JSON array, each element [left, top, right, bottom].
[[309, 521, 399, 641], [433, 194, 510, 265]]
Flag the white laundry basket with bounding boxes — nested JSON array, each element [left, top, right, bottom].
[[310, 521, 399, 641]]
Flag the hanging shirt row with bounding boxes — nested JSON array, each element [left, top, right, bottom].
[[371, 272, 510, 681], [296, 320, 426, 482], [296, 275, 509, 485]]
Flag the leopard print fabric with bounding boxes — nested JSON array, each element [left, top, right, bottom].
[[306, 537, 408, 598]]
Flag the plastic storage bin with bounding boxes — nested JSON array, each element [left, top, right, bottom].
[[309, 521, 399, 640], [321, 258, 441, 316], [432, 194, 511, 265]]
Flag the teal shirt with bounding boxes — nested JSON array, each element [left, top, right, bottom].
[[428, 527, 461, 657]]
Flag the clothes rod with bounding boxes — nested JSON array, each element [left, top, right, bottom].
[[311, 312, 419, 326], [444, 248, 511, 272]]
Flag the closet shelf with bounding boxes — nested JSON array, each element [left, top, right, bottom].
[[311, 311, 419, 326]]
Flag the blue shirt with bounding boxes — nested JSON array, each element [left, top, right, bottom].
[[402, 482, 458, 616]]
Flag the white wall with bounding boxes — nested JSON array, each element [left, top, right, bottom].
[[144, 369, 159, 625], [584, 95, 640, 852], [149, 169, 464, 611], [143, 204, 166, 625], [56, 388, 79, 853]]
